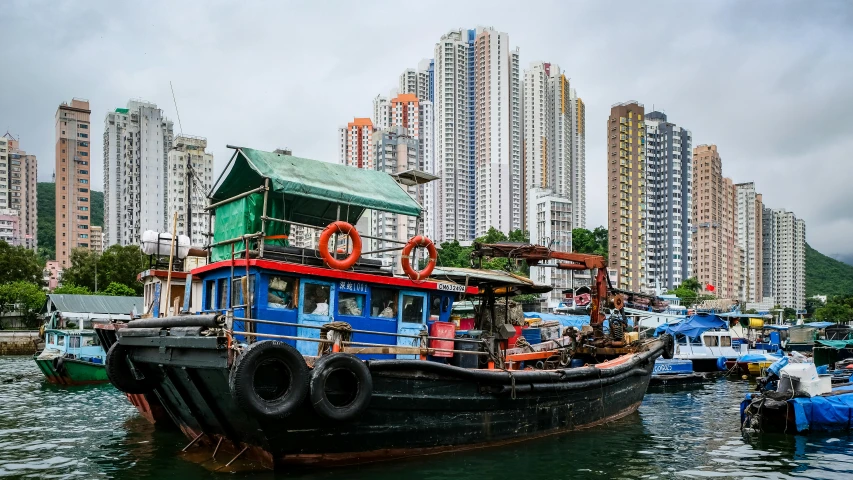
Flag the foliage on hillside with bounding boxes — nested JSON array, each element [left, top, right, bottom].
[[36, 183, 55, 261], [806, 243, 853, 297], [36, 182, 103, 261], [813, 295, 853, 323]]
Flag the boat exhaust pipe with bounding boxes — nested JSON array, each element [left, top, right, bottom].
[[127, 314, 225, 329]]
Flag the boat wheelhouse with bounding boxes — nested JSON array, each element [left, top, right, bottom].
[[104, 147, 666, 470], [656, 314, 741, 372]]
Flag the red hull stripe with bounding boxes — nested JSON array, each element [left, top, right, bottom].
[[191, 259, 479, 295]]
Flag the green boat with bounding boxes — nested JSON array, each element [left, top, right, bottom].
[[34, 323, 109, 386]]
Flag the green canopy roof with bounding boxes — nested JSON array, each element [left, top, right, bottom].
[[210, 147, 421, 227]]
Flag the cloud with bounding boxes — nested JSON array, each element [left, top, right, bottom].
[[1, 0, 851, 255]]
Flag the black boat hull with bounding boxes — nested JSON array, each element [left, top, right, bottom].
[[121, 335, 663, 469]]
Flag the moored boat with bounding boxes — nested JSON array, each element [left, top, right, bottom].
[[649, 358, 715, 387], [104, 147, 667, 470], [34, 327, 108, 385]]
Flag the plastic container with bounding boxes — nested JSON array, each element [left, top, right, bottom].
[[509, 325, 522, 347], [459, 317, 475, 331], [624, 331, 639, 343], [522, 328, 542, 346], [429, 322, 455, 358], [451, 331, 481, 369], [540, 322, 562, 342]]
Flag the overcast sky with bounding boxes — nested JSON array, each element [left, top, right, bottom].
[[1, 0, 852, 258]]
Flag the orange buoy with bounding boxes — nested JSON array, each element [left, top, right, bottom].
[[318, 221, 362, 270], [401, 235, 437, 281]]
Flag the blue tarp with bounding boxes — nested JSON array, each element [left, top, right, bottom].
[[790, 385, 853, 432], [655, 314, 727, 338], [764, 325, 790, 330], [737, 352, 783, 363], [805, 321, 835, 329]]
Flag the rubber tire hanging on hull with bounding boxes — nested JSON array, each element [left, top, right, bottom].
[[309, 353, 373, 422], [661, 334, 675, 360], [105, 343, 161, 394], [230, 341, 309, 420]]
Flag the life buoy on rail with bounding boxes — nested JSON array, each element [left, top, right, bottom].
[[229, 340, 309, 420], [318, 221, 362, 270], [309, 353, 373, 422], [401, 235, 437, 281], [105, 343, 161, 394]]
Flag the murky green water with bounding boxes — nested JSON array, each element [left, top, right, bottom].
[[2, 355, 852, 479]]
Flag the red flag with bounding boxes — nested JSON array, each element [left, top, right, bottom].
[[706, 283, 716, 292]]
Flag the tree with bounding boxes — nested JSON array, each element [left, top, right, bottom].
[[61, 248, 100, 292], [53, 283, 92, 295], [814, 295, 853, 323], [679, 277, 702, 293], [9, 281, 47, 328], [572, 227, 608, 258], [97, 245, 146, 294], [507, 229, 530, 243], [805, 297, 825, 316], [783, 307, 798, 321], [0, 241, 44, 286], [436, 240, 471, 268], [101, 282, 136, 297]]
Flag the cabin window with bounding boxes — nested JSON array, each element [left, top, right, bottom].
[[69, 336, 81, 349], [303, 283, 330, 315], [57, 336, 65, 346], [338, 293, 365, 316], [219, 280, 228, 310], [82, 336, 97, 347], [429, 295, 442, 317], [720, 336, 732, 347], [47, 333, 54, 344], [371, 288, 397, 318], [232, 276, 256, 307], [268, 276, 297, 309], [205, 281, 215, 310], [401, 295, 424, 324], [704, 335, 719, 347]]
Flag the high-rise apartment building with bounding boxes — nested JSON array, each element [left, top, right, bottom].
[[167, 135, 214, 247], [527, 188, 573, 309], [473, 27, 521, 237], [736, 182, 763, 303], [90, 225, 104, 253], [369, 127, 420, 273], [607, 101, 646, 291], [570, 90, 586, 230], [372, 95, 392, 131], [644, 111, 692, 292], [433, 29, 475, 242], [104, 100, 174, 247], [338, 118, 376, 169], [762, 208, 806, 309], [691, 144, 741, 299], [1, 134, 37, 249], [398, 59, 433, 103], [56, 99, 92, 267]]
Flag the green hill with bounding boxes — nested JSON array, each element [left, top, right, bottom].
[[806, 243, 853, 297], [36, 182, 103, 261]]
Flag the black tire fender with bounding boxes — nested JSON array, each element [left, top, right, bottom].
[[53, 356, 65, 374], [105, 342, 160, 394], [229, 341, 309, 420], [309, 353, 372, 422], [662, 334, 675, 360]]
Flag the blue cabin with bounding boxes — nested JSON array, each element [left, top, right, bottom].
[[196, 147, 479, 359]]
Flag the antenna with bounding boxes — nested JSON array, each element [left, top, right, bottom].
[[170, 81, 184, 136]]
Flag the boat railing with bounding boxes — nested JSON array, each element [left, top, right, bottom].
[[228, 316, 489, 357]]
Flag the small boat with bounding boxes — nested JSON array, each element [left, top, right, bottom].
[[34, 327, 108, 385], [732, 352, 784, 376], [649, 358, 713, 386], [655, 314, 739, 372], [741, 362, 849, 433]]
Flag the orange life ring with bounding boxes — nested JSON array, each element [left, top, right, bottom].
[[401, 236, 437, 281], [318, 221, 362, 270]]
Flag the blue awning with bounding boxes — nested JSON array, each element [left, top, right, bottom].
[[655, 314, 727, 338], [805, 321, 836, 329], [523, 312, 634, 329]]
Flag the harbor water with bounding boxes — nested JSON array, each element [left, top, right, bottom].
[[1, 355, 852, 479]]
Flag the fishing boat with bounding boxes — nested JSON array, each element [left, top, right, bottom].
[[34, 325, 108, 385], [741, 362, 849, 434], [655, 314, 739, 372], [103, 147, 667, 470], [33, 294, 142, 386]]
